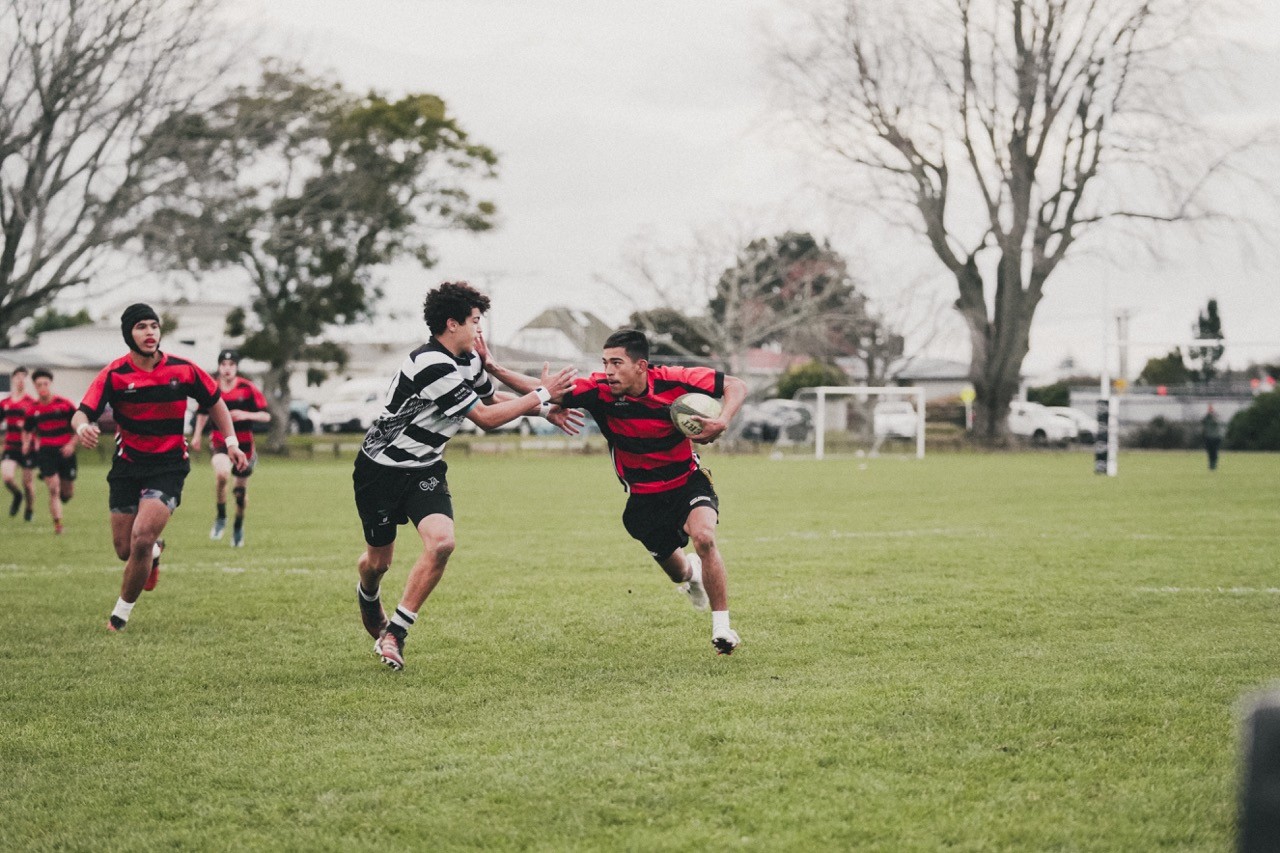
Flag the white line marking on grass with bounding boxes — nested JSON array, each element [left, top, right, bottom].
[[1137, 587, 1280, 595], [222, 567, 246, 573], [754, 528, 973, 542]]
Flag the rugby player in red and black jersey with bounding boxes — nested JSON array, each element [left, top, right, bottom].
[[191, 349, 270, 548], [23, 369, 78, 534], [71, 303, 248, 632], [478, 328, 749, 655], [1, 365, 36, 521]]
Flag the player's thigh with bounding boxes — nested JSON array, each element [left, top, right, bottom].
[[1, 457, 15, 480], [683, 504, 720, 543], [111, 511, 136, 556], [414, 512, 456, 553], [131, 498, 172, 544], [43, 473, 61, 495]]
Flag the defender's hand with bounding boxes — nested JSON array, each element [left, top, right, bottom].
[[538, 363, 578, 400], [547, 405, 585, 436]]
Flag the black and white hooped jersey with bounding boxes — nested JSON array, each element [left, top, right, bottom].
[[359, 340, 496, 468]]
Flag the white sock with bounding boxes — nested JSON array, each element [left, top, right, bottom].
[[687, 552, 703, 584], [112, 598, 136, 622], [391, 605, 418, 633], [712, 610, 730, 634]]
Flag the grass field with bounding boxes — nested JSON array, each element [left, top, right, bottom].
[[2, 445, 1277, 851]]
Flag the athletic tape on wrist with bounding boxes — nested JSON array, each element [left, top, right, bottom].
[[534, 387, 551, 405]]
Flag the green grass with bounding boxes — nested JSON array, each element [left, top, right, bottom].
[[2, 447, 1277, 851]]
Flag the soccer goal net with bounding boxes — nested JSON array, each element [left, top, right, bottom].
[[789, 386, 927, 460]]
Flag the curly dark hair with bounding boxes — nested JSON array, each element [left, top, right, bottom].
[[423, 281, 492, 336]]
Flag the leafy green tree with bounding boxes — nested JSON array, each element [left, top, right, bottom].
[[29, 308, 92, 337], [1027, 382, 1069, 408], [1189, 299, 1225, 384], [1226, 392, 1280, 451], [138, 63, 497, 450], [1137, 350, 1192, 386], [776, 361, 848, 401]]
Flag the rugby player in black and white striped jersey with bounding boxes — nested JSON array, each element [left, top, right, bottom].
[[354, 281, 580, 671]]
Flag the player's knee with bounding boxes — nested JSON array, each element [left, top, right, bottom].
[[233, 486, 246, 509], [113, 542, 131, 561], [130, 533, 158, 560], [428, 534, 455, 560], [689, 526, 717, 554]]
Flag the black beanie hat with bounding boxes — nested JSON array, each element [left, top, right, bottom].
[[121, 303, 160, 353]]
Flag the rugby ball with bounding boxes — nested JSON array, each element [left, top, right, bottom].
[[670, 393, 723, 437]]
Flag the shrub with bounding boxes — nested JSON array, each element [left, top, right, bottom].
[[1129, 417, 1195, 449], [1226, 391, 1280, 451], [776, 361, 848, 401]]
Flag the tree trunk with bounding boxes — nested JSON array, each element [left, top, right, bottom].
[[956, 254, 1038, 444], [258, 364, 293, 454]]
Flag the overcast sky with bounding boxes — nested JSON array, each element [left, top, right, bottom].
[[219, 0, 1280, 377]]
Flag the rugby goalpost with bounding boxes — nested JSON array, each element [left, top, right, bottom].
[[793, 386, 927, 460]]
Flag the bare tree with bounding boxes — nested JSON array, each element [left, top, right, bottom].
[[609, 228, 886, 382], [774, 0, 1264, 439], [0, 0, 220, 345]]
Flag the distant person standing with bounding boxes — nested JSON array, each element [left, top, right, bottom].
[[1202, 405, 1223, 471], [191, 350, 270, 547], [24, 369, 78, 534], [1, 366, 36, 521], [71, 303, 246, 632]]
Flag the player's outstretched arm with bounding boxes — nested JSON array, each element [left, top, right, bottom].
[[691, 375, 748, 445], [465, 365, 577, 431]]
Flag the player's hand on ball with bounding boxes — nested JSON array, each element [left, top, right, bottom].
[[547, 405, 585, 436], [690, 415, 727, 444]]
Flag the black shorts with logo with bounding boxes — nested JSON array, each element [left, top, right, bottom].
[[353, 452, 453, 547], [2, 449, 35, 469], [35, 447, 77, 481], [622, 468, 719, 560], [107, 459, 190, 514]]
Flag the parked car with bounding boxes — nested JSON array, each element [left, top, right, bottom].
[[872, 400, 919, 439], [316, 378, 388, 434], [1007, 401, 1077, 446], [289, 399, 321, 435], [737, 399, 813, 443], [1046, 406, 1096, 443]]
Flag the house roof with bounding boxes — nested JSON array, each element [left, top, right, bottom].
[[518, 307, 613, 354]]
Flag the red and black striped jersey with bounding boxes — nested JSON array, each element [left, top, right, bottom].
[[25, 395, 77, 449], [562, 365, 724, 494], [78, 352, 220, 467], [2, 394, 34, 454], [198, 376, 267, 452]]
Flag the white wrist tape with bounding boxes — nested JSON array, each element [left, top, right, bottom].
[[76, 422, 93, 437], [223, 436, 240, 448], [538, 403, 553, 419], [534, 386, 551, 405]]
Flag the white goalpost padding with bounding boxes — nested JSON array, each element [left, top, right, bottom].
[[794, 386, 927, 460]]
